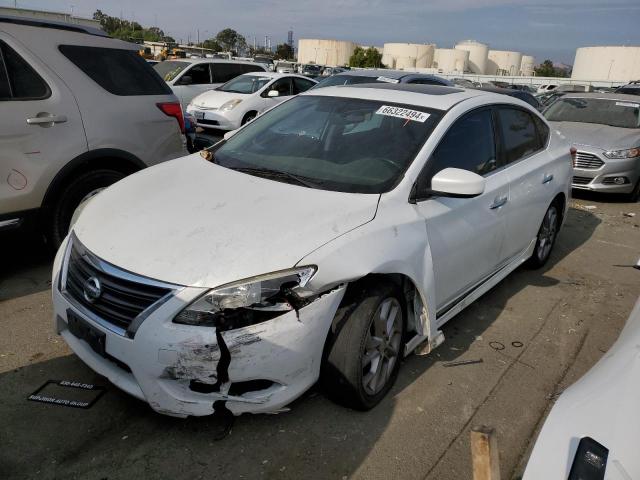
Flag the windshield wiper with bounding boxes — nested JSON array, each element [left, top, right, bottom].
[[230, 167, 321, 188]]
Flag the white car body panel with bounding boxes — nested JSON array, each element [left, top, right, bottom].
[[524, 298, 640, 480], [53, 86, 571, 417]]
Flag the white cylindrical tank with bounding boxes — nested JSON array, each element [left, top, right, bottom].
[[572, 46, 640, 81], [395, 56, 416, 70], [487, 50, 523, 76], [383, 43, 435, 69], [454, 40, 488, 74], [381, 53, 396, 69], [433, 48, 469, 73], [520, 55, 535, 76], [297, 39, 357, 67]]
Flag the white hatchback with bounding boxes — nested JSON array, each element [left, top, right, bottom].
[[52, 84, 571, 418], [186, 72, 317, 130]]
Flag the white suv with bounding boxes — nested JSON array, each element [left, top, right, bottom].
[[52, 84, 571, 417], [0, 16, 185, 247]]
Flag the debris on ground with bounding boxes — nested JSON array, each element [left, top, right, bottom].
[[623, 212, 636, 217], [443, 358, 483, 368]]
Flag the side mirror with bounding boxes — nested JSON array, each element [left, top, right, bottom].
[[179, 75, 193, 85], [267, 89, 280, 98], [431, 168, 486, 198]]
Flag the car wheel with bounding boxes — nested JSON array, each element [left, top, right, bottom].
[[48, 169, 125, 250], [242, 112, 257, 125], [322, 279, 405, 410], [628, 179, 640, 203], [527, 202, 559, 268]]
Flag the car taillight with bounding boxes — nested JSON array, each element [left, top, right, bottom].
[[157, 102, 185, 134], [570, 146, 577, 167]]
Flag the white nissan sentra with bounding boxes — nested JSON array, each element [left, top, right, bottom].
[[52, 84, 572, 418]]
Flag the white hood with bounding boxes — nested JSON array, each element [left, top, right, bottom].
[[191, 90, 248, 109], [73, 155, 379, 288]]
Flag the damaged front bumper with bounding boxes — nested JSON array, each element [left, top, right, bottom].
[[52, 240, 345, 418]]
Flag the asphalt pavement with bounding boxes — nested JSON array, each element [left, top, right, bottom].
[[1, 191, 639, 480]]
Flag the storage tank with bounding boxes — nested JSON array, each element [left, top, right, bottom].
[[433, 48, 469, 73], [487, 50, 522, 76], [395, 56, 416, 70], [297, 39, 357, 67], [381, 53, 396, 69], [520, 55, 535, 76], [454, 40, 488, 74], [572, 46, 640, 81], [383, 43, 435, 69]]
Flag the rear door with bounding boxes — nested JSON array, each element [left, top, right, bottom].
[[0, 35, 86, 216], [414, 107, 510, 311], [494, 106, 556, 260]]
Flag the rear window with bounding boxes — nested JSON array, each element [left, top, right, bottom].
[[314, 75, 380, 89], [59, 45, 171, 96], [0, 41, 49, 100]]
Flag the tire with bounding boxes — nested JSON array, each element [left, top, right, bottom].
[[48, 169, 125, 250], [526, 202, 560, 269], [321, 279, 405, 410], [241, 112, 257, 125], [628, 179, 640, 203]]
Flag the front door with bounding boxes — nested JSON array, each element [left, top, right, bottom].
[[413, 108, 509, 311]]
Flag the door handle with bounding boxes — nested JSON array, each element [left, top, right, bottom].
[[26, 113, 68, 126], [542, 173, 554, 184], [489, 195, 508, 210]]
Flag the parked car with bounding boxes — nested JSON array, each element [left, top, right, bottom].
[[615, 80, 640, 96], [275, 61, 296, 73], [537, 91, 567, 109], [506, 84, 537, 94], [545, 93, 640, 201], [301, 64, 323, 78], [253, 55, 275, 72], [524, 294, 640, 480], [52, 84, 571, 418], [538, 84, 558, 93], [186, 72, 317, 130], [473, 86, 542, 110], [452, 78, 476, 88], [0, 15, 185, 248], [321, 66, 348, 76], [313, 69, 453, 88], [153, 59, 267, 106]]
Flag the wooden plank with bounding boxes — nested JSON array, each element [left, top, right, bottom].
[[471, 426, 501, 480]]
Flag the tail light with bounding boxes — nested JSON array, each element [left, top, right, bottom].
[[157, 102, 185, 134], [570, 146, 577, 167]]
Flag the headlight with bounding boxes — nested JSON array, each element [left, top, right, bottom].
[[174, 266, 317, 328], [603, 146, 640, 159], [219, 99, 242, 112]]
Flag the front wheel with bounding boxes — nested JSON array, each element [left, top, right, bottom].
[[47, 169, 125, 250], [241, 112, 257, 125], [527, 203, 559, 268], [322, 279, 405, 410]]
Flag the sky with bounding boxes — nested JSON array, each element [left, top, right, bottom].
[[5, 0, 640, 64]]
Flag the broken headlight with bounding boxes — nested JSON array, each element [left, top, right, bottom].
[[173, 266, 317, 329]]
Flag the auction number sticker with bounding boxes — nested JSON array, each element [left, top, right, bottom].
[[376, 76, 400, 83], [375, 105, 430, 123], [616, 101, 639, 108]]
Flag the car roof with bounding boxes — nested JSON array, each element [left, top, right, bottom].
[[560, 92, 640, 102], [305, 83, 500, 111], [241, 71, 317, 81], [0, 14, 108, 37], [166, 58, 261, 66]]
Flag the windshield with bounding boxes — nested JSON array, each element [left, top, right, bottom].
[[218, 75, 272, 94], [314, 75, 386, 89], [544, 97, 640, 128], [153, 61, 189, 82], [212, 95, 442, 193]]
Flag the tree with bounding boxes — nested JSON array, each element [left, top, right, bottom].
[[534, 59, 569, 78], [215, 28, 247, 54], [93, 9, 170, 43], [275, 43, 294, 60], [202, 38, 222, 51], [349, 46, 384, 68]]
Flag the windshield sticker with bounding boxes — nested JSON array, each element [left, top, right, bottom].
[[375, 105, 430, 123], [616, 101, 639, 108], [376, 76, 400, 84]]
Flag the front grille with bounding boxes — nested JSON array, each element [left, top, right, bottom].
[[65, 244, 171, 333], [572, 176, 592, 185], [574, 151, 604, 169]]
